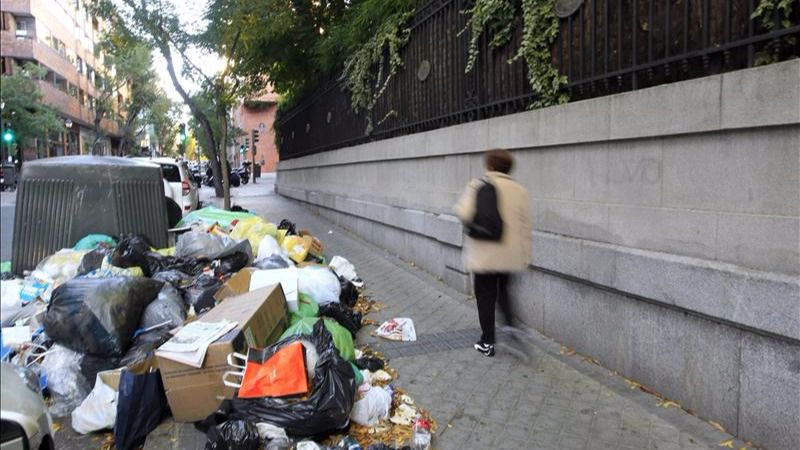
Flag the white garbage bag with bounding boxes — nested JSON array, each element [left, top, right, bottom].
[[256, 235, 287, 262], [71, 373, 118, 434], [350, 385, 393, 426], [297, 266, 340, 305], [329, 256, 363, 288], [41, 345, 88, 416], [0, 279, 23, 323]]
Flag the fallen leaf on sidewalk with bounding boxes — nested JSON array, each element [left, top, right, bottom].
[[559, 346, 576, 356], [719, 438, 734, 448], [657, 399, 680, 408], [583, 355, 601, 365], [624, 378, 642, 390], [708, 420, 727, 432], [51, 421, 62, 433]]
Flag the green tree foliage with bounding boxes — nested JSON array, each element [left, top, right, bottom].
[[0, 63, 63, 156]]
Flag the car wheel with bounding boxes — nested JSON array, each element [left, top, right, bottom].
[[165, 197, 182, 228], [39, 435, 55, 450]]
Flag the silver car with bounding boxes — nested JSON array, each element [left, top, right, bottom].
[[1, 363, 54, 450]]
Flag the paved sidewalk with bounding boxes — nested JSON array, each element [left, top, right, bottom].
[[195, 178, 748, 450]]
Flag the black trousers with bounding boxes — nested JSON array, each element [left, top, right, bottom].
[[474, 273, 515, 344]]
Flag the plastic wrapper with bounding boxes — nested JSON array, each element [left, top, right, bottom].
[[298, 266, 341, 306], [253, 253, 291, 270], [183, 275, 223, 313], [111, 235, 154, 276], [41, 345, 89, 416], [375, 318, 417, 342], [338, 277, 359, 308], [43, 277, 164, 357], [231, 217, 278, 253], [205, 420, 261, 450], [219, 321, 357, 437], [114, 360, 169, 450], [319, 303, 362, 337], [281, 316, 355, 361], [140, 284, 186, 330]]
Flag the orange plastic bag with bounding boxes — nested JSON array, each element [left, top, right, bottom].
[[237, 341, 308, 399]]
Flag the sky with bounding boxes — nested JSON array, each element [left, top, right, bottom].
[[153, 1, 225, 121]]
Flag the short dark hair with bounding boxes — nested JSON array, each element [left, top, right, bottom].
[[485, 149, 513, 174]]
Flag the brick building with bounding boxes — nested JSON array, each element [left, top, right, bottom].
[[231, 90, 279, 173], [1, 0, 121, 160]]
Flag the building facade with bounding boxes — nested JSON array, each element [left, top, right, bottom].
[[231, 90, 279, 173], [0, 0, 121, 161]]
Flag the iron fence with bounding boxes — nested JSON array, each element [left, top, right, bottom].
[[277, 0, 800, 159]]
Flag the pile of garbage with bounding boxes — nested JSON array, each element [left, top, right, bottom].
[[0, 206, 434, 450]]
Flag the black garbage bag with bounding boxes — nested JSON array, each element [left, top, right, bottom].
[[152, 269, 195, 289], [213, 321, 357, 437], [338, 276, 359, 308], [205, 420, 260, 450], [319, 303, 362, 337], [77, 247, 112, 275], [147, 252, 206, 277], [184, 275, 223, 313], [253, 254, 290, 270], [277, 219, 297, 236], [354, 357, 384, 372], [121, 327, 173, 367], [140, 284, 186, 329], [112, 234, 154, 276], [215, 240, 253, 276], [114, 360, 170, 450], [43, 277, 163, 357], [0, 271, 18, 280], [80, 354, 122, 392]]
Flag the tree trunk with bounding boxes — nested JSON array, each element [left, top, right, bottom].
[[158, 40, 225, 198], [217, 104, 231, 210]]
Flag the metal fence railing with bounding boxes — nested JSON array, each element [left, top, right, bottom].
[[277, 0, 800, 159]]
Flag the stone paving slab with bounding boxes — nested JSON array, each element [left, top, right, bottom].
[[199, 180, 750, 450], [52, 178, 752, 449]]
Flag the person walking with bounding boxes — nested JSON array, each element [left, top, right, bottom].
[[455, 149, 532, 358]]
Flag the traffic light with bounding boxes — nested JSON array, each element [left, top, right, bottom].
[[239, 144, 245, 154], [251, 129, 259, 155], [244, 137, 249, 149], [2, 127, 14, 145], [179, 123, 186, 143]]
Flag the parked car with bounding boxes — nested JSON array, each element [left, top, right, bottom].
[[135, 158, 199, 214], [1, 362, 54, 450]]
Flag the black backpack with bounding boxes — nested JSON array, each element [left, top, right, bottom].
[[466, 178, 503, 241]]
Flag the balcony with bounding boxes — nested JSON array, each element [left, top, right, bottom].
[[37, 80, 119, 136]]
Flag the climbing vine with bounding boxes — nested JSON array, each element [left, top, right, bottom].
[[342, 11, 414, 135], [512, 0, 568, 107], [751, 0, 796, 65], [462, 0, 568, 108], [460, 0, 517, 73]]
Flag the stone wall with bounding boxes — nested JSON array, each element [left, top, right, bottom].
[[276, 60, 800, 450]]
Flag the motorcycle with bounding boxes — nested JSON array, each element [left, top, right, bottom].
[[234, 167, 250, 185]]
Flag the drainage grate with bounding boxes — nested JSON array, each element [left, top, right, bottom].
[[374, 327, 481, 359]]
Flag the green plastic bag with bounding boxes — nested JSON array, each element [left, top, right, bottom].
[[351, 362, 363, 386], [73, 234, 117, 250], [0, 261, 10, 273], [296, 293, 319, 318], [176, 206, 256, 228], [280, 317, 355, 361]]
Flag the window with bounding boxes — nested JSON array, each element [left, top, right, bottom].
[[68, 83, 78, 99], [160, 164, 182, 183], [15, 17, 34, 39], [76, 56, 83, 73], [79, 89, 86, 106]]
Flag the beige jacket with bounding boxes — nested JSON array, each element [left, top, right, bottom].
[[454, 171, 532, 273]]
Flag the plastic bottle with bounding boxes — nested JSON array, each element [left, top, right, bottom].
[[411, 419, 432, 450]]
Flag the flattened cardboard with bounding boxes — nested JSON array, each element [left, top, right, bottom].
[[157, 283, 288, 422]]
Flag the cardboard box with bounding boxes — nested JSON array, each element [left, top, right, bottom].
[[157, 283, 289, 422]]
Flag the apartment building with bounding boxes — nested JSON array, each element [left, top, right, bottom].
[[231, 90, 279, 173], [0, 0, 123, 160]]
